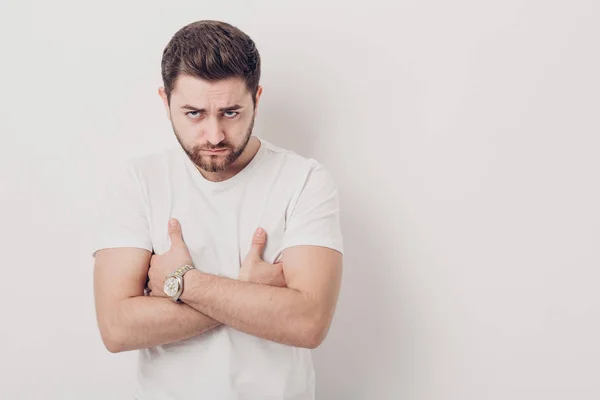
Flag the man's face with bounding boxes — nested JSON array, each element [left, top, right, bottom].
[[160, 75, 261, 173]]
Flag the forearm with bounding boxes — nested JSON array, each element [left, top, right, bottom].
[[180, 270, 319, 348], [104, 296, 221, 353]]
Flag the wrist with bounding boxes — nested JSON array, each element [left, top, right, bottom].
[[163, 264, 195, 302], [179, 268, 204, 303]]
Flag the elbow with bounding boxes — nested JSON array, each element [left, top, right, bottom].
[[304, 327, 327, 350], [96, 300, 142, 353], [104, 337, 125, 354], [100, 329, 124, 353], [301, 316, 331, 350], [303, 335, 323, 350], [98, 320, 127, 353]]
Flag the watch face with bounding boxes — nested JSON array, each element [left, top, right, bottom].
[[163, 276, 179, 297]]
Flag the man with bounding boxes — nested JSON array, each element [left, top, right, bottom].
[[92, 20, 343, 399]]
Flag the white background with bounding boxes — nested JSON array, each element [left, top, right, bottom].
[[3, 0, 599, 399]]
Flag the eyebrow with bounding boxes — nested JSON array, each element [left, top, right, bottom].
[[180, 104, 244, 112]]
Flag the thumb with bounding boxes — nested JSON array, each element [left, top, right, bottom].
[[168, 218, 185, 248], [248, 227, 267, 260]]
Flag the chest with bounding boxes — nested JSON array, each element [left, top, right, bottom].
[[148, 181, 294, 278]]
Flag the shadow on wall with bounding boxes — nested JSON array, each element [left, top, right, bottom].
[[312, 190, 419, 399], [254, 98, 317, 158]]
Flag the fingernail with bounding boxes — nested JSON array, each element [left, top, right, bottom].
[[255, 227, 264, 236], [170, 218, 177, 227]]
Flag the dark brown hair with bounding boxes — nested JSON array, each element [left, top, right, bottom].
[[161, 20, 261, 105]]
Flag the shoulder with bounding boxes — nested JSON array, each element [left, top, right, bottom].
[[260, 139, 333, 184], [257, 139, 339, 210]]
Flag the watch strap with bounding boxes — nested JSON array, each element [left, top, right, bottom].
[[167, 264, 195, 303], [170, 264, 195, 278]]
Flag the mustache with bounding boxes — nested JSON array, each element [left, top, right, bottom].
[[200, 145, 229, 151]]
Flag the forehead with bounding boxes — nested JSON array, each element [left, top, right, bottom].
[[171, 75, 250, 105]]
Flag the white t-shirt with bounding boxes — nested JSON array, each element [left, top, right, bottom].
[[92, 136, 344, 400]]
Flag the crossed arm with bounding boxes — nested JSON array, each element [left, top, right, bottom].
[[93, 244, 342, 353], [94, 247, 220, 353], [179, 244, 342, 349]]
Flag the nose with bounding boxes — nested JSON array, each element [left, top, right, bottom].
[[203, 116, 225, 146]]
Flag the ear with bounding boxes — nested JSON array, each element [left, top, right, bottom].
[[158, 87, 171, 121], [254, 85, 263, 114]]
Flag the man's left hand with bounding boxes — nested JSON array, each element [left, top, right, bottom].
[[147, 218, 194, 297], [239, 227, 287, 287]]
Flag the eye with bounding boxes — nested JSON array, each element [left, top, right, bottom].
[[223, 111, 239, 119], [186, 111, 201, 119]]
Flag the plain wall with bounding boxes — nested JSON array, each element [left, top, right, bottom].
[[3, 0, 599, 398]]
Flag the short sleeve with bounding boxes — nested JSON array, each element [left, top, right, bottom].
[[281, 162, 344, 255], [91, 163, 153, 258]]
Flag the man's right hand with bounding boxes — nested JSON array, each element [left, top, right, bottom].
[[239, 228, 287, 287]]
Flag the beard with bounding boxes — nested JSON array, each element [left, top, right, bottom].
[[172, 116, 255, 173]]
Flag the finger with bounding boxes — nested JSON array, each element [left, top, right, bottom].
[[248, 227, 267, 261], [168, 218, 185, 249]]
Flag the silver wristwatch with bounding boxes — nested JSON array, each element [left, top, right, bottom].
[[163, 264, 195, 302]]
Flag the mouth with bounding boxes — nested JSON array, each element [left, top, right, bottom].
[[201, 148, 228, 154]]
